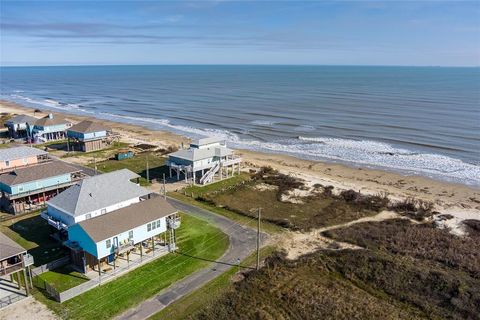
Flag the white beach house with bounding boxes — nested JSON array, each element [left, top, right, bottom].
[[167, 137, 242, 185]]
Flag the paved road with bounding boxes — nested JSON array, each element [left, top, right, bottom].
[[116, 197, 268, 320]]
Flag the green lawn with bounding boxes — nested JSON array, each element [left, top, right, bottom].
[[89, 151, 167, 186], [0, 212, 68, 266], [36, 266, 89, 292], [149, 245, 277, 320], [35, 213, 229, 320]]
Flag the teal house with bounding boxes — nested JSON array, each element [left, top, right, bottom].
[[28, 113, 71, 143], [66, 196, 179, 274], [0, 161, 83, 214]]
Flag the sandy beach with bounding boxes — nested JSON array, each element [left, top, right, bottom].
[[1, 99, 479, 219]]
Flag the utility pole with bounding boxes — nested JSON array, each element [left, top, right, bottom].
[[163, 173, 166, 200], [146, 154, 150, 184], [256, 207, 261, 270]]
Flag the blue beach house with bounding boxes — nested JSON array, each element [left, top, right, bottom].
[[67, 120, 112, 152], [67, 196, 179, 274], [0, 160, 83, 214], [28, 113, 72, 143]]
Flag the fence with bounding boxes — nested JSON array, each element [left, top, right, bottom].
[[53, 246, 170, 303], [31, 256, 70, 275]]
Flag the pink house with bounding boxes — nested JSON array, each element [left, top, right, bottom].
[[0, 146, 49, 172]]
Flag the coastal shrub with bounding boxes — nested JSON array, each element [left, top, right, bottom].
[[251, 166, 304, 200], [389, 197, 434, 221], [323, 219, 480, 278], [192, 248, 480, 320]]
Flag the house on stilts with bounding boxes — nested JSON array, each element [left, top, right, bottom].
[[41, 169, 180, 274], [167, 137, 242, 185]]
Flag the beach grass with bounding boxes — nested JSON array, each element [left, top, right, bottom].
[[90, 151, 168, 186], [62, 141, 130, 158], [149, 245, 277, 320], [34, 213, 229, 320], [0, 212, 68, 266]]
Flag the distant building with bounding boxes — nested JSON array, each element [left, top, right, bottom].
[[0, 232, 34, 300], [0, 146, 49, 173], [67, 120, 112, 152], [167, 136, 242, 185], [29, 113, 72, 143], [4, 115, 38, 139], [42, 169, 151, 231], [0, 160, 84, 214], [67, 196, 179, 273]]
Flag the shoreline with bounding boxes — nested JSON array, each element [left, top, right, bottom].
[[1, 100, 479, 216]]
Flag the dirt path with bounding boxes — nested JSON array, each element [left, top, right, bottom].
[[276, 211, 408, 260], [0, 296, 58, 320]]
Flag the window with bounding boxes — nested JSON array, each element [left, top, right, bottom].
[[23, 158, 28, 164], [157, 220, 161, 228], [106, 239, 111, 248], [101, 208, 107, 215], [152, 221, 156, 230], [18, 186, 24, 192], [129, 230, 133, 239], [5, 161, 9, 167], [147, 223, 151, 231], [86, 214, 91, 220]]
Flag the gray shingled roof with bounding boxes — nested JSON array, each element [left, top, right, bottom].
[[68, 120, 109, 134], [0, 161, 80, 186], [5, 115, 38, 125], [0, 146, 48, 162], [191, 136, 225, 146], [0, 232, 26, 260], [77, 196, 177, 242], [34, 114, 70, 127], [47, 169, 151, 217], [169, 146, 233, 161]]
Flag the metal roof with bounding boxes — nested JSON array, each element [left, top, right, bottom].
[[77, 196, 177, 242], [0, 146, 48, 162], [169, 146, 233, 162], [0, 161, 80, 186], [47, 169, 151, 217], [68, 120, 109, 134], [5, 115, 38, 125], [191, 136, 225, 146], [0, 232, 26, 261]]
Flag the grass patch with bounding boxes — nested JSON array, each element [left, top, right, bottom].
[[36, 266, 89, 292], [35, 213, 229, 320], [182, 173, 251, 198], [90, 151, 167, 186], [150, 245, 277, 320], [0, 212, 68, 266]]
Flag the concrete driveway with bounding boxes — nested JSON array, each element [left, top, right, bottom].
[[116, 197, 269, 320]]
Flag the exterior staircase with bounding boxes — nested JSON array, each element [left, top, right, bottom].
[[199, 162, 220, 185]]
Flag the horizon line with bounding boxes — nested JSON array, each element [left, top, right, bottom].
[[1, 63, 479, 68]]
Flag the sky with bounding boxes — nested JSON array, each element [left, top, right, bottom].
[[1, 1, 479, 66]]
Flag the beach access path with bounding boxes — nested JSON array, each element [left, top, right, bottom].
[[116, 197, 268, 320]]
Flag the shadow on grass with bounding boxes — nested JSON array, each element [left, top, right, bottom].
[[9, 215, 67, 265]]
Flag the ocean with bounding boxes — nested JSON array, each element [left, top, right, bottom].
[[0, 65, 479, 186]]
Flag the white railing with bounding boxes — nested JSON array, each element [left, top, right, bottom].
[[23, 253, 34, 267], [41, 211, 68, 230], [200, 162, 220, 185], [167, 216, 181, 229]]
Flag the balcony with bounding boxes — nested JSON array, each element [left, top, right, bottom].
[[24, 254, 34, 267], [0, 261, 23, 276], [167, 216, 181, 229], [41, 211, 68, 231]]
